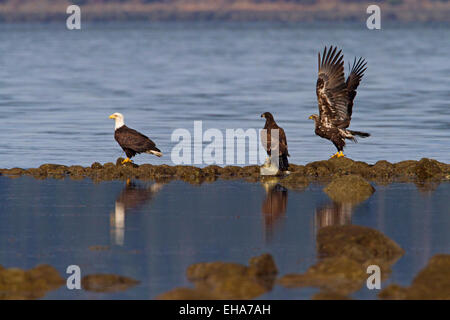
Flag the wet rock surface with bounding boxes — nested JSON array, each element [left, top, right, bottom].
[[0, 158, 447, 188], [278, 172, 310, 191], [279, 225, 404, 296], [0, 264, 64, 300], [279, 257, 367, 295], [323, 175, 375, 204], [82, 274, 140, 293], [379, 254, 450, 300], [157, 253, 277, 300], [317, 225, 404, 270]]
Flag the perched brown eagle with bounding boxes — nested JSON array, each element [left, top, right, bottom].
[[309, 46, 370, 158], [261, 112, 289, 171], [109, 112, 162, 164]]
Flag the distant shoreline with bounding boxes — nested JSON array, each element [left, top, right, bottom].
[[1, 1, 450, 23]]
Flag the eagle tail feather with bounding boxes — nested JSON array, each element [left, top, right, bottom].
[[147, 149, 163, 157], [348, 130, 370, 138], [279, 154, 289, 171]]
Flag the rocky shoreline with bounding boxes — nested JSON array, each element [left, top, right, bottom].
[[0, 158, 448, 187]]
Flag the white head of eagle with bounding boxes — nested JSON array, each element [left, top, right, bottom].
[[108, 112, 163, 164], [109, 112, 125, 130]]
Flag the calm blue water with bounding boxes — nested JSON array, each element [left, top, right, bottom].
[[0, 22, 449, 168], [0, 176, 449, 299]]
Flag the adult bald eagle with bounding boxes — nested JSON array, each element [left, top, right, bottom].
[[309, 46, 370, 158], [109, 113, 162, 164], [261, 112, 289, 171]]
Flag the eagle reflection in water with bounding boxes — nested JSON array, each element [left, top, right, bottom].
[[261, 183, 288, 242], [314, 201, 353, 230], [110, 180, 164, 245]]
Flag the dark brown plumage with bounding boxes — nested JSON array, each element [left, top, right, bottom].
[[115, 125, 162, 159], [261, 112, 289, 171], [310, 46, 370, 158], [109, 112, 162, 164]]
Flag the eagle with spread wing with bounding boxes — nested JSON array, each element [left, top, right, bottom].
[[309, 46, 370, 158]]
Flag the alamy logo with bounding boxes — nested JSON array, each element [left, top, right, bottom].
[[66, 265, 81, 290], [66, 5, 81, 30], [170, 121, 280, 167], [366, 265, 381, 289], [366, 5, 381, 30]]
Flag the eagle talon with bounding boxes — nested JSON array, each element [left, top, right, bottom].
[[121, 158, 133, 164], [337, 151, 345, 158]]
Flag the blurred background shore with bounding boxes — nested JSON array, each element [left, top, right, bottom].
[[1, 0, 449, 23]]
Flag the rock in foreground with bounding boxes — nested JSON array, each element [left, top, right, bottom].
[[317, 225, 405, 269], [323, 174, 375, 204], [0, 264, 64, 300], [379, 254, 450, 300], [157, 253, 277, 300], [279, 225, 404, 297], [82, 274, 140, 293]]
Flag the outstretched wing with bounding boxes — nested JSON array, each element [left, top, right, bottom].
[[345, 57, 367, 120], [316, 46, 349, 128], [115, 126, 159, 153]]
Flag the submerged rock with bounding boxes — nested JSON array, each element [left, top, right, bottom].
[[82, 274, 140, 293], [158, 253, 277, 300], [248, 253, 278, 278], [0, 264, 64, 300], [379, 254, 450, 300], [323, 175, 375, 204], [279, 257, 366, 295], [279, 225, 404, 297], [279, 172, 309, 191], [317, 225, 404, 269]]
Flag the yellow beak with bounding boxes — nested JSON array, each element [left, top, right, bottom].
[[308, 116, 313, 119], [109, 114, 115, 119]]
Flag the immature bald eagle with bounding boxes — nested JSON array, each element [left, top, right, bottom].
[[309, 46, 370, 158], [109, 113, 162, 164], [261, 112, 289, 171]]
